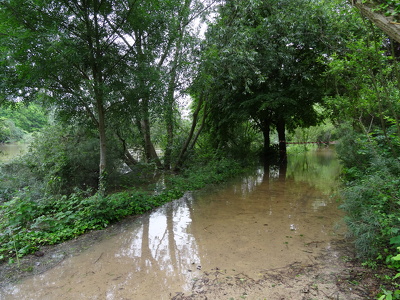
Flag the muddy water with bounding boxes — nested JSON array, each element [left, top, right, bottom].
[[0, 148, 344, 300]]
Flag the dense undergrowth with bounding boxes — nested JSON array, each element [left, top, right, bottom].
[[336, 124, 400, 299], [0, 157, 248, 264]]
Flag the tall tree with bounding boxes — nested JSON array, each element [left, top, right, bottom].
[[195, 0, 359, 162], [0, 0, 214, 192], [0, 0, 142, 194]]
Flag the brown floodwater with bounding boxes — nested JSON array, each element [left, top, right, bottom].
[[0, 148, 344, 300]]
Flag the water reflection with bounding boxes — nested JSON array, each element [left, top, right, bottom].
[[115, 198, 200, 280], [0, 148, 344, 300]]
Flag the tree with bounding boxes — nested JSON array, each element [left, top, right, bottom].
[[0, 103, 48, 134], [195, 0, 352, 162], [129, 0, 218, 170], [0, 0, 141, 194], [0, 0, 215, 193]]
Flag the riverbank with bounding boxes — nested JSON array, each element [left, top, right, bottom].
[[0, 149, 383, 300], [0, 157, 249, 264], [0, 199, 378, 299], [172, 239, 378, 299]]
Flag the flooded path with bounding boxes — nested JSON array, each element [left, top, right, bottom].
[[1, 149, 356, 300]]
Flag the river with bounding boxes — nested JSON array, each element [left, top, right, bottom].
[[1, 148, 355, 300]]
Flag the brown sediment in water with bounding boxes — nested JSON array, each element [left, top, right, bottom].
[[0, 149, 375, 300]]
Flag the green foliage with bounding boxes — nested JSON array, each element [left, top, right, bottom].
[[194, 121, 263, 162], [377, 247, 400, 300], [324, 36, 399, 129], [0, 123, 125, 198], [194, 0, 361, 158], [325, 12, 400, 297], [366, 0, 400, 21], [287, 120, 336, 152], [336, 124, 400, 300], [0, 103, 47, 143], [0, 155, 248, 263], [0, 103, 48, 133], [337, 125, 400, 258], [0, 118, 25, 143]]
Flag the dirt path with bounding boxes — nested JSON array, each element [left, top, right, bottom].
[[171, 239, 378, 300], [0, 220, 378, 300]]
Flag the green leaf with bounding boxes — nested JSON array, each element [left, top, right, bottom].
[[393, 254, 400, 261], [390, 236, 400, 246]]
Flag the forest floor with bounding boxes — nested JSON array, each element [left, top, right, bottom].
[[0, 222, 383, 300]]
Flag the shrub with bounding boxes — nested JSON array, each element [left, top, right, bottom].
[[336, 125, 400, 259]]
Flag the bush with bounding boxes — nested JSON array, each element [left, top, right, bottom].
[[0, 123, 127, 197], [336, 125, 400, 259]]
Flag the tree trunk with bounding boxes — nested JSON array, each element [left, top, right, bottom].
[[163, 41, 180, 170], [163, 72, 177, 170], [276, 117, 287, 164], [353, 0, 400, 43], [97, 102, 107, 196], [140, 117, 162, 167], [174, 98, 206, 171], [116, 131, 138, 170], [163, 0, 191, 170], [260, 119, 272, 161], [86, 1, 107, 196], [134, 28, 161, 168]]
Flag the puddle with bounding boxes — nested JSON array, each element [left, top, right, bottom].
[[0, 148, 347, 300]]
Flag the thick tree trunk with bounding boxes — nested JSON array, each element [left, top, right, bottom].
[[279, 163, 287, 179], [260, 119, 272, 161], [87, 2, 108, 196], [140, 118, 162, 168], [276, 117, 287, 164]]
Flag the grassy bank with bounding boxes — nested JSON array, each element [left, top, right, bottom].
[[0, 158, 249, 264]]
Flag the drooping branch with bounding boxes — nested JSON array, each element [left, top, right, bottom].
[[352, 0, 400, 43]]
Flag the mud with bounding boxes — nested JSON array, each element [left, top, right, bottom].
[[0, 149, 377, 299]]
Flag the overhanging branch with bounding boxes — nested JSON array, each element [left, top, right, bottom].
[[353, 0, 400, 43]]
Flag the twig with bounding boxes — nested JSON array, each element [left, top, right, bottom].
[[94, 252, 103, 264]]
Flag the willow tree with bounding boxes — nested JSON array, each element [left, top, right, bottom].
[[123, 0, 217, 170], [0, 0, 213, 193], [195, 0, 359, 162], [0, 1, 145, 194]]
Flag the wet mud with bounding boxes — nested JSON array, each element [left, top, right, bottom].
[[0, 149, 375, 299]]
